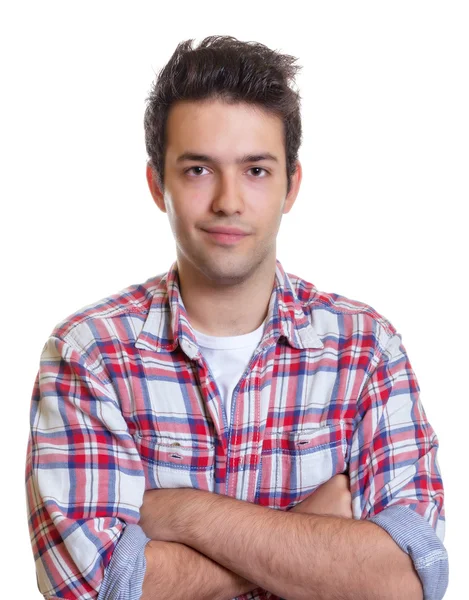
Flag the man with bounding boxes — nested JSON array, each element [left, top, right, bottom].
[[26, 35, 448, 600]]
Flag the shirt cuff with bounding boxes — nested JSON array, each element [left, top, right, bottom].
[[98, 524, 151, 600], [369, 505, 448, 600]]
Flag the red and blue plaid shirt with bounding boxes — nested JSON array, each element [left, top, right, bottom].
[[26, 259, 448, 599]]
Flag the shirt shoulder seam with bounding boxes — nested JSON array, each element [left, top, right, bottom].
[[55, 304, 148, 340], [50, 333, 114, 387]]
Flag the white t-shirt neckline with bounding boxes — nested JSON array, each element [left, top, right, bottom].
[[192, 319, 266, 350]]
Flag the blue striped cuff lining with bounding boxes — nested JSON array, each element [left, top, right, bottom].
[[98, 524, 151, 600], [369, 505, 448, 600]]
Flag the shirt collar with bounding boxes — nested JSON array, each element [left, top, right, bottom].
[[135, 259, 324, 358]]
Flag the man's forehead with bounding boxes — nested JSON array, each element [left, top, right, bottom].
[[164, 99, 286, 166], [167, 98, 284, 133]]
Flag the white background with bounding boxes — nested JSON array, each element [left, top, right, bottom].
[[1, 1, 467, 597]]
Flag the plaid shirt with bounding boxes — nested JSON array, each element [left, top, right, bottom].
[[26, 259, 448, 600]]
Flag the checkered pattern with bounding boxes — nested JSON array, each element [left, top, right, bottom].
[[26, 259, 446, 599]]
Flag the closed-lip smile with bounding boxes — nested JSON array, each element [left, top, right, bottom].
[[202, 227, 249, 235]]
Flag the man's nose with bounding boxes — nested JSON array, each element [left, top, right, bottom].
[[211, 172, 245, 215]]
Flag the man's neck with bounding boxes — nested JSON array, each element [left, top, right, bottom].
[[176, 258, 276, 337]]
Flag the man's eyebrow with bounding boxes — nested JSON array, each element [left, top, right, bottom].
[[176, 152, 279, 164]]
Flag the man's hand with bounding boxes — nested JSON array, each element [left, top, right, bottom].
[[290, 473, 353, 519]]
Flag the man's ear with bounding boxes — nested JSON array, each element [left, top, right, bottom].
[[146, 161, 166, 213], [282, 160, 302, 215]]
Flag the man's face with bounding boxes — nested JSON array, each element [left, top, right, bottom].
[[147, 98, 301, 286]]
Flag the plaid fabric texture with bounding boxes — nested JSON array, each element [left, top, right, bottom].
[[26, 259, 445, 599]]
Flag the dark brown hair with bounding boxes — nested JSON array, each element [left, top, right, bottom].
[[144, 35, 303, 194]]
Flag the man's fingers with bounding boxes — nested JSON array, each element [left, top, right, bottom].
[[318, 472, 349, 491]]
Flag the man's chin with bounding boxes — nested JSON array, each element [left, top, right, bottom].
[[196, 258, 257, 287]]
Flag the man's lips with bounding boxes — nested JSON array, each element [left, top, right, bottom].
[[202, 227, 249, 235], [201, 227, 250, 245]]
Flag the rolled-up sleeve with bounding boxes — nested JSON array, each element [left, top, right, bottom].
[[98, 524, 150, 600], [349, 332, 448, 600], [26, 336, 149, 599]]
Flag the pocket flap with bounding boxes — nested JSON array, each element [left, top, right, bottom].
[[287, 422, 345, 453], [134, 435, 215, 470]]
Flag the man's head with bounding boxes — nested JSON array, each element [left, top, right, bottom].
[[144, 35, 303, 195], [144, 36, 303, 287]]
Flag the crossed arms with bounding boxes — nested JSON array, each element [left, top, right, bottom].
[[138, 476, 423, 600], [27, 336, 448, 600]]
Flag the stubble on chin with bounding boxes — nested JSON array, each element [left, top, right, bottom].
[[195, 248, 271, 288]]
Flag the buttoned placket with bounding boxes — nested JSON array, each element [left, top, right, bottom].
[[184, 335, 275, 504]]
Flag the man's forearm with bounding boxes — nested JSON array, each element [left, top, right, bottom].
[[144, 490, 423, 600], [141, 539, 260, 600]]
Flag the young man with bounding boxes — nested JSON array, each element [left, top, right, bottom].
[[26, 36, 448, 600]]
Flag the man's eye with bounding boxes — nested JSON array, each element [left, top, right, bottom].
[[249, 167, 268, 177], [184, 166, 268, 177], [186, 166, 209, 176]]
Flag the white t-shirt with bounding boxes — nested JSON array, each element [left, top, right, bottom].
[[193, 319, 266, 428]]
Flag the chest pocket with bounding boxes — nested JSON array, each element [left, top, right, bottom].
[[133, 435, 216, 492], [257, 422, 348, 510]]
